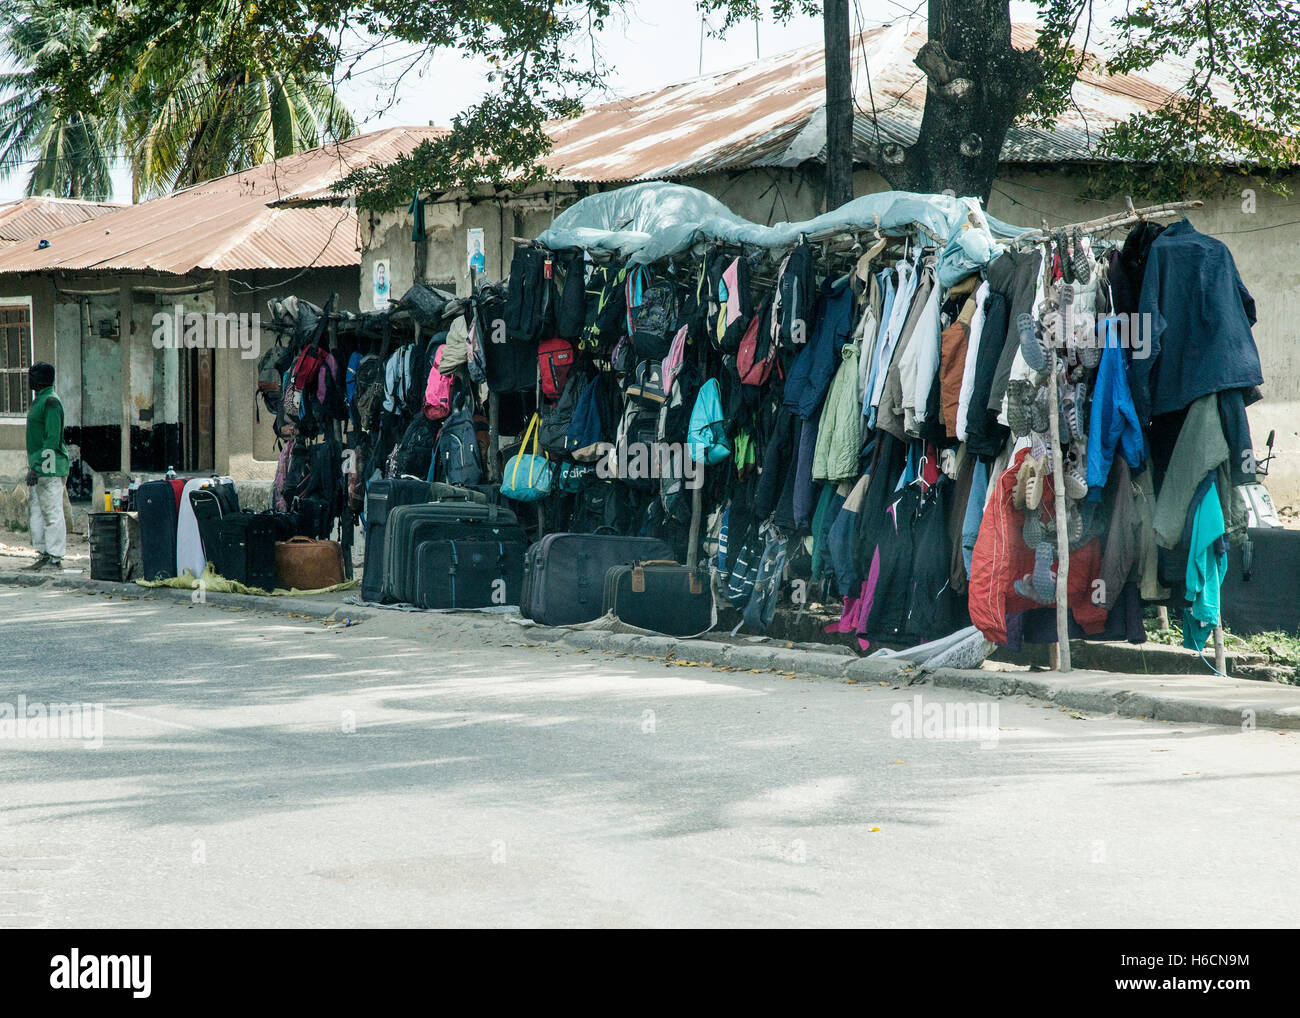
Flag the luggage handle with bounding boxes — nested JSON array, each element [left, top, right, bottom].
[[283, 536, 316, 545], [630, 559, 686, 594]]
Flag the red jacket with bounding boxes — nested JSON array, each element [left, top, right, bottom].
[[969, 448, 1107, 644]]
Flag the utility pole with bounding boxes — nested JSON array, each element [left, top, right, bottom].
[[823, 0, 854, 211]]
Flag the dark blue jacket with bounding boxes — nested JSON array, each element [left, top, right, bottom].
[[783, 278, 855, 420], [1133, 219, 1262, 421]]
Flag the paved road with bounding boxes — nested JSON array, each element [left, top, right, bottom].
[[1, 584, 1296, 928]]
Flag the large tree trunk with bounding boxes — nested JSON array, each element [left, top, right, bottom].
[[879, 0, 1042, 203]]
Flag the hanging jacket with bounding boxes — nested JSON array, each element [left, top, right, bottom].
[[812, 339, 862, 482], [784, 277, 855, 420], [955, 281, 989, 442], [875, 264, 935, 442], [1086, 317, 1147, 500], [861, 269, 897, 421], [1152, 394, 1229, 549], [1133, 219, 1263, 423]]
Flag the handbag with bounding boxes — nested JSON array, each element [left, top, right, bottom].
[[501, 413, 554, 502]]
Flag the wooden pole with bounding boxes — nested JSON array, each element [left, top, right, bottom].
[[822, 0, 854, 211], [1016, 200, 1204, 244], [1213, 625, 1226, 674]]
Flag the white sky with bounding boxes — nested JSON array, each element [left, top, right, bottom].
[[1, 0, 1053, 204]]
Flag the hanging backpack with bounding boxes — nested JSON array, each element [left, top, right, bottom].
[[613, 401, 661, 493], [391, 413, 440, 480], [660, 325, 689, 395], [714, 254, 752, 352], [579, 262, 630, 352], [774, 241, 816, 346], [430, 404, 484, 486], [537, 337, 575, 401], [351, 354, 384, 432], [567, 376, 607, 461], [539, 368, 586, 458], [736, 292, 777, 386], [625, 360, 667, 407], [291, 344, 328, 392], [687, 378, 732, 465], [257, 338, 294, 416], [742, 524, 788, 632], [423, 344, 455, 421], [630, 274, 680, 360]]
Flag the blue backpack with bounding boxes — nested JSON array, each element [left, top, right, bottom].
[[687, 378, 731, 465]]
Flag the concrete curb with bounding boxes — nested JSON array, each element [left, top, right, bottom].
[[0, 571, 369, 624], [531, 626, 1300, 731]]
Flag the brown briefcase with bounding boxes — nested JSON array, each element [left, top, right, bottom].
[[275, 536, 345, 590]]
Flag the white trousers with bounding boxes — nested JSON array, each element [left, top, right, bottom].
[[29, 475, 66, 559]]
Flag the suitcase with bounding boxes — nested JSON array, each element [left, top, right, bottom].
[[212, 513, 277, 590], [89, 512, 142, 582], [602, 559, 713, 636], [361, 478, 432, 601], [413, 538, 527, 609], [521, 532, 674, 626], [137, 479, 180, 580], [382, 499, 523, 604], [276, 536, 345, 590], [189, 481, 240, 570]]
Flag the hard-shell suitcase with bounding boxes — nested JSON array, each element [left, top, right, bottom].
[[602, 559, 713, 636], [137, 479, 180, 580], [361, 478, 432, 601], [382, 499, 522, 604], [189, 481, 240, 569], [520, 532, 673, 626], [413, 538, 527, 609], [213, 513, 277, 590]]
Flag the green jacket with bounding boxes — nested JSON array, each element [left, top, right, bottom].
[[27, 386, 70, 477]]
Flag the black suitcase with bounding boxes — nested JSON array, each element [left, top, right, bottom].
[[602, 559, 712, 636], [189, 481, 240, 568], [383, 499, 522, 604], [413, 538, 527, 609], [521, 532, 673, 626], [361, 478, 432, 601], [137, 479, 180, 580], [212, 513, 277, 591]]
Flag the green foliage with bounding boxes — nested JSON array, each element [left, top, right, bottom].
[[1030, 1, 1300, 202], [0, 0, 355, 199]]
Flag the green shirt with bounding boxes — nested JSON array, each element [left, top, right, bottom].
[[26, 386, 70, 476]]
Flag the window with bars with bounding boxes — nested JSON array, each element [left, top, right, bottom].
[[0, 303, 32, 415]]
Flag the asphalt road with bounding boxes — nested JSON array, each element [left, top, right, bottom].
[[1, 585, 1296, 928]]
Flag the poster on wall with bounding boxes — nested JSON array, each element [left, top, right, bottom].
[[467, 228, 485, 276], [372, 259, 390, 308]]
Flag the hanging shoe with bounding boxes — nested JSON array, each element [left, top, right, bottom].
[[1006, 379, 1035, 437], [1030, 385, 1051, 435], [1024, 455, 1046, 512], [1018, 312, 1047, 372], [1072, 226, 1092, 284], [1032, 540, 1057, 602]]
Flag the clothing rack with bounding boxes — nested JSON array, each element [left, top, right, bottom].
[[1021, 197, 1205, 672]]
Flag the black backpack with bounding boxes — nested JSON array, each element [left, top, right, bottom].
[[391, 413, 440, 480], [631, 275, 680, 360], [775, 241, 817, 346], [539, 368, 588, 459], [579, 262, 629, 352], [504, 248, 555, 343]]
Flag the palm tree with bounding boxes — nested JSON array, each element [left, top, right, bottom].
[[0, 2, 355, 202], [0, 4, 116, 200]]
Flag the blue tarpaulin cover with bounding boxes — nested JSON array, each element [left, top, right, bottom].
[[535, 181, 1032, 284]]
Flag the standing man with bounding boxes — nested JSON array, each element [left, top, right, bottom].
[[24, 361, 69, 571]]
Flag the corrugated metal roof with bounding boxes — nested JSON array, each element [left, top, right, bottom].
[[0, 196, 124, 243], [542, 18, 1233, 182], [0, 126, 446, 276]]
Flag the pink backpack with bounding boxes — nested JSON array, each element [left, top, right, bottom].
[[424, 345, 454, 421]]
